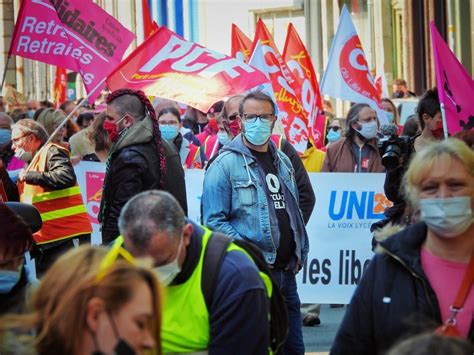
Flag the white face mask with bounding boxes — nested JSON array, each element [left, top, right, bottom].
[[14, 148, 33, 162], [153, 236, 183, 286], [419, 196, 473, 238], [357, 121, 378, 140]]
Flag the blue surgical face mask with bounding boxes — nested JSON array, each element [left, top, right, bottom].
[[357, 121, 378, 140], [0, 265, 22, 294], [217, 132, 231, 146], [243, 119, 272, 146], [385, 112, 394, 123], [326, 129, 341, 143], [160, 124, 179, 141], [28, 110, 35, 119], [0, 128, 11, 145]]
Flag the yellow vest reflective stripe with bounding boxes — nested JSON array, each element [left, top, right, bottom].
[[31, 185, 82, 203], [40, 204, 88, 222]]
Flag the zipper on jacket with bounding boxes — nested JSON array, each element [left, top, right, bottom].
[[377, 245, 438, 320]]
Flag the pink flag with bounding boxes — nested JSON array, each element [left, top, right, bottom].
[[430, 22, 474, 133], [10, 0, 135, 101]]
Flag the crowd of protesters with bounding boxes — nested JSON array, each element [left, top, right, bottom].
[[0, 85, 472, 355]]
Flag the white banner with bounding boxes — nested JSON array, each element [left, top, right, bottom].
[[74, 163, 389, 303], [297, 173, 390, 303]]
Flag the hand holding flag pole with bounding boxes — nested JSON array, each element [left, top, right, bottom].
[[22, 77, 106, 174]]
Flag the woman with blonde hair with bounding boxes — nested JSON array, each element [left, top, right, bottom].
[[1, 244, 162, 355], [332, 138, 474, 354], [36, 108, 68, 148]]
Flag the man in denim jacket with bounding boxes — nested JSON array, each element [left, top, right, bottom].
[[202, 92, 309, 355]]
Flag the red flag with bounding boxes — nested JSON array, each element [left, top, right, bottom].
[[283, 23, 326, 149], [251, 19, 308, 153], [9, 0, 135, 102], [142, 0, 159, 38], [107, 26, 270, 113], [231, 24, 252, 63], [430, 22, 474, 133], [53, 67, 67, 109]]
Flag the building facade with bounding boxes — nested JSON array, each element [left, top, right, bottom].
[[0, 0, 472, 105]]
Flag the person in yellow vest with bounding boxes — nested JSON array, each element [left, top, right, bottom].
[[118, 190, 270, 354], [11, 119, 91, 277]]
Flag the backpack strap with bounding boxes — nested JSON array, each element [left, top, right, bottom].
[[201, 231, 232, 311]]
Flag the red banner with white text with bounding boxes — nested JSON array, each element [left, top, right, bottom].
[[107, 26, 270, 113]]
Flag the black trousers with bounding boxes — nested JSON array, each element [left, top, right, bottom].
[[33, 234, 91, 278]]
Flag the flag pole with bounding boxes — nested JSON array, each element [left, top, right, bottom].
[[440, 103, 449, 140], [23, 77, 107, 173], [0, 55, 12, 94]]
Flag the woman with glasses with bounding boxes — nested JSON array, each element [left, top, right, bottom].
[[158, 107, 202, 169], [11, 119, 91, 277], [0, 245, 162, 355], [325, 119, 344, 148], [332, 139, 474, 354]]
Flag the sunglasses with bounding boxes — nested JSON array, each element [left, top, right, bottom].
[[96, 237, 135, 281], [328, 126, 341, 132], [228, 113, 240, 121]]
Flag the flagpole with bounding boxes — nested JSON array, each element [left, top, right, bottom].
[[440, 103, 449, 140], [0, 54, 12, 93], [23, 77, 107, 173]]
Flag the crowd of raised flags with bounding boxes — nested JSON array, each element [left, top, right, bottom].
[[4, 1, 472, 153]]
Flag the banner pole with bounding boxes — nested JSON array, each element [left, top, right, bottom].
[[440, 102, 449, 140], [1, 55, 12, 94], [23, 77, 107, 173]]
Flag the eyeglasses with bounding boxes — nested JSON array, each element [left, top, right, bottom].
[[11, 133, 31, 144], [96, 237, 135, 282], [328, 126, 341, 132], [242, 114, 274, 123], [228, 113, 240, 121]]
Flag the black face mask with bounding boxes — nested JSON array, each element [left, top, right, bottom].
[[92, 313, 135, 355], [392, 91, 404, 99]]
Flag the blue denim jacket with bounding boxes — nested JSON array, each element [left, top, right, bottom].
[[202, 135, 309, 265]]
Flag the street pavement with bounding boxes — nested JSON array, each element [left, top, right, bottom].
[[303, 304, 347, 354]]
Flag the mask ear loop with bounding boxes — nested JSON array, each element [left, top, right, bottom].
[[90, 328, 105, 355], [107, 311, 121, 341]]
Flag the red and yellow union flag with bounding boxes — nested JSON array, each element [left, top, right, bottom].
[[251, 19, 308, 153], [283, 23, 326, 149]]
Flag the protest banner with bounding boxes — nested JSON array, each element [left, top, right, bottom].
[[320, 5, 387, 124], [231, 24, 252, 63], [107, 26, 270, 113], [430, 22, 474, 134], [297, 173, 391, 304], [283, 23, 326, 149], [75, 161, 388, 303], [251, 19, 309, 153], [9, 0, 135, 101]]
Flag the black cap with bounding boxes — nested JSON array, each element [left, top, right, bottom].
[[5, 202, 42, 233]]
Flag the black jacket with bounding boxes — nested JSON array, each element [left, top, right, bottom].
[[100, 116, 187, 244], [24, 144, 76, 190], [331, 222, 473, 355], [280, 139, 315, 224]]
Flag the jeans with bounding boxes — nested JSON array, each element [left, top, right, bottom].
[[271, 269, 305, 355]]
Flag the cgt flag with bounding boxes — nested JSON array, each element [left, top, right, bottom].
[[252, 18, 308, 153], [231, 24, 252, 63], [320, 5, 387, 124], [430, 22, 474, 133], [9, 0, 135, 101], [107, 26, 270, 113], [283, 23, 326, 149]]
